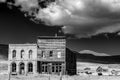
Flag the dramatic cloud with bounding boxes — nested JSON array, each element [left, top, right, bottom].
[[1, 0, 39, 14], [37, 0, 120, 38], [1, 0, 120, 38], [0, 0, 6, 2]]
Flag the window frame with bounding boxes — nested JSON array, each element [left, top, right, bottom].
[[49, 51, 53, 57], [57, 52, 62, 58], [21, 50, 24, 59], [12, 50, 16, 59], [11, 62, 16, 73], [28, 62, 33, 73], [29, 50, 33, 59]]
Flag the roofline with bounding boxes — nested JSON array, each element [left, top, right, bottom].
[[9, 43, 37, 46], [37, 36, 66, 39]]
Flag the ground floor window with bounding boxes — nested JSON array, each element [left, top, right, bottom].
[[28, 63, 33, 73], [52, 63, 62, 73], [11, 62, 16, 72], [41, 63, 48, 73], [19, 62, 25, 75], [37, 62, 64, 74], [41, 62, 62, 74]]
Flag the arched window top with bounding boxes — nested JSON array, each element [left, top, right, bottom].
[[29, 50, 33, 53], [21, 50, 24, 53], [28, 62, 33, 66], [12, 50, 16, 53], [11, 62, 16, 66], [19, 62, 25, 67]]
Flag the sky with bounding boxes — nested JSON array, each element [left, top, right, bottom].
[[0, 3, 60, 43], [1, 1, 120, 55]]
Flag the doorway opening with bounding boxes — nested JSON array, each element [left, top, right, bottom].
[[19, 62, 25, 75]]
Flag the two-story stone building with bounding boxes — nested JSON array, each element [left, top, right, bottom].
[[8, 36, 76, 75], [8, 44, 37, 75]]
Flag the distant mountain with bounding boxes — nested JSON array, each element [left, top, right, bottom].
[[77, 53, 120, 64], [0, 44, 8, 61], [79, 50, 110, 56], [66, 48, 120, 64], [0, 55, 7, 61]]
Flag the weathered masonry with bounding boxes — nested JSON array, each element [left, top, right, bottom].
[[8, 36, 76, 75], [8, 44, 37, 75]]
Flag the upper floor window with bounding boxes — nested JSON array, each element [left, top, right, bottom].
[[41, 51, 45, 58], [29, 50, 33, 59], [57, 52, 61, 58], [49, 51, 53, 57], [21, 50, 24, 59], [12, 50, 16, 58]]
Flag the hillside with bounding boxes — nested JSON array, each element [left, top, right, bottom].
[[66, 48, 120, 64], [77, 52, 120, 64], [80, 50, 110, 56], [0, 44, 8, 60]]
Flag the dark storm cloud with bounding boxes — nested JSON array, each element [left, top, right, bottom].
[[1, 0, 120, 38], [37, 0, 120, 38]]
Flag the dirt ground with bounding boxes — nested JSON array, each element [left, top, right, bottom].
[[1, 74, 120, 80]]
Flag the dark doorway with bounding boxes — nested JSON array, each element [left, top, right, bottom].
[[11, 62, 17, 75], [37, 61, 41, 73], [11, 62, 16, 73], [98, 73, 102, 76], [19, 63, 25, 75], [28, 62, 33, 73]]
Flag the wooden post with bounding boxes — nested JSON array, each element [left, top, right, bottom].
[[60, 64, 63, 80], [48, 63, 52, 80], [49, 74, 50, 80], [60, 72, 62, 80], [8, 72, 11, 80]]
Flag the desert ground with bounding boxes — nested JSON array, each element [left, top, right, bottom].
[[1, 74, 120, 80]]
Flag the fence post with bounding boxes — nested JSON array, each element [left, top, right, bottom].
[[8, 72, 11, 80]]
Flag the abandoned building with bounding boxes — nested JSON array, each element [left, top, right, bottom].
[[8, 36, 76, 75], [8, 44, 37, 75]]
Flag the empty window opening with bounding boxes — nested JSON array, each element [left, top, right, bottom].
[[19, 62, 25, 75], [49, 51, 53, 57], [29, 50, 33, 59], [21, 50, 24, 59], [28, 63, 33, 73], [12, 50, 16, 58], [11, 62, 16, 73]]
